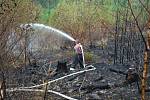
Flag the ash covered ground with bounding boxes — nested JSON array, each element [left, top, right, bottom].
[[4, 45, 150, 100]]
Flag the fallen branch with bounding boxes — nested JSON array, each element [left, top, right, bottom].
[[6, 88, 78, 100], [81, 84, 111, 93], [81, 78, 139, 93], [81, 68, 140, 93], [109, 68, 127, 75], [81, 79, 138, 93]]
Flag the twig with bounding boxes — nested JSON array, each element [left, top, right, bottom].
[[43, 80, 48, 100], [138, 0, 150, 16], [6, 88, 78, 100], [128, 0, 148, 51]]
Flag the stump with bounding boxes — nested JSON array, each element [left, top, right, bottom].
[[56, 61, 68, 73]]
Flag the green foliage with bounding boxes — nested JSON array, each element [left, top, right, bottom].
[[35, 0, 150, 41], [34, 0, 150, 26], [84, 52, 94, 62], [39, 8, 50, 22], [65, 51, 93, 62], [66, 51, 75, 57], [46, 0, 116, 42], [35, 0, 60, 23], [49, 0, 115, 25], [35, 0, 60, 8]]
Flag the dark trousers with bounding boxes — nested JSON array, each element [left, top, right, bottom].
[[73, 54, 84, 68]]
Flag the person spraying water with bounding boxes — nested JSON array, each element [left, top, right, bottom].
[[20, 23, 85, 69], [71, 40, 85, 70]]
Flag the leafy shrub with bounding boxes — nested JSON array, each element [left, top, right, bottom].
[[65, 51, 94, 63], [84, 52, 93, 62]]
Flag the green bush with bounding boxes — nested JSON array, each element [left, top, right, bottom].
[[84, 52, 93, 62], [65, 51, 75, 57], [65, 51, 93, 63]]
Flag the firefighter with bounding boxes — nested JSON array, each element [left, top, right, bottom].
[[72, 40, 84, 69]]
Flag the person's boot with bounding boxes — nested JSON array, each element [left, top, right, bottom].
[[70, 65, 76, 71], [80, 64, 84, 69]]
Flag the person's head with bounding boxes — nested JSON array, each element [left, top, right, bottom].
[[75, 39, 79, 44]]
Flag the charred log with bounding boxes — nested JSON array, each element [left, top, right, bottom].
[[81, 84, 111, 93], [81, 68, 139, 93], [109, 68, 126, 75], [109, 68, 139, 82]]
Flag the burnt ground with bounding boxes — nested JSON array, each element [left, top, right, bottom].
[[3, 46, 150, 100]]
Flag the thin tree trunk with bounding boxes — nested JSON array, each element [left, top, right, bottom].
[[43, 80, 48, 100], [114, 9, 119, 64], [128, 0, 149, 99], [0, 72, 6, 100]]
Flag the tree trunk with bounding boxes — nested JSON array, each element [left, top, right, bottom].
[[0, 72, 6, 100]]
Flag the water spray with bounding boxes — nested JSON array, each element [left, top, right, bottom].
[[32, 23, 76, 41], [20, 23, 85, 67], [20, 23, 76, 41]]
